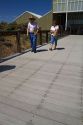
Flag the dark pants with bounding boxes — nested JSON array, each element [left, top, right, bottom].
[[29, 33, 37, 53]]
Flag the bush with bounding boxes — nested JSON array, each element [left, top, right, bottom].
[[0, 36, 5, 42], [7, 22, 18, 30], [0, 21, 8, 30]]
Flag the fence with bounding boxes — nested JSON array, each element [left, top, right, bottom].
[[0, 29, 69, 60], [0, 30, 50, 59]]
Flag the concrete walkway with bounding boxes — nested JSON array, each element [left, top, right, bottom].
[[0, 35, 83, 125]]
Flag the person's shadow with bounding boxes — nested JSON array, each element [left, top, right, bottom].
[[56, 47, 65, 50], [0, 65, 16, 72], [37, 49, 48, 53]]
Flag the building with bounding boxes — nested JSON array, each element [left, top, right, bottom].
[[37, 11, 52, 30], [53, 0, 83, 34], [14, 11, 41, 24], [14, 11, 52, 30]]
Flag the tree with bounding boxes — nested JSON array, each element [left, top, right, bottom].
[[0, 21, 8, 30], [8, 22, 18, 30]]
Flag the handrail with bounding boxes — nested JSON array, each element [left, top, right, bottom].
[[0, 30, 50, 53]]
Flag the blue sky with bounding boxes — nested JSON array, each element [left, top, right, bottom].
[[0, 0, 52, 22]]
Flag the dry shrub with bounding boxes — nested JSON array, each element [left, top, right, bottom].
[[0, 44, 13, 58]]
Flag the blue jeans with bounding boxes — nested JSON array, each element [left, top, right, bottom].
[[50, 35, 57, 46], [29, 33, 37, 52]]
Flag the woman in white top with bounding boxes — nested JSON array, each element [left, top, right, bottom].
[[27, 15, 39, 53], [49, 20, 59, 50]]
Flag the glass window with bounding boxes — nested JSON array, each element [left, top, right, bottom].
[[71, 2, 75, 11], [56, 0, 61, 3], [68, 3, 71, 11], [62, 3, 66, 11], [53, 3, 57, 11], [57, 3, 62, 11], [78, 1, 82, 10], [62, 0, 66, 2], [74, 1, 78, 10], [81, 1, 83, 10], [53, 0, 83, 12]]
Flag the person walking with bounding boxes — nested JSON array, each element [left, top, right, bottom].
[[27, 15, 39, 53], [49, 20, 59, 51]]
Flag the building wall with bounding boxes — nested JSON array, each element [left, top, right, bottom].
[[15, 12, 40, 24], [14, 11, 52, 30], [53, 0, 83, 13], [37, 11, 52, 30]]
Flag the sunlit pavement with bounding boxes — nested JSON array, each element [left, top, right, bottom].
[[0, 35, 83, 125]]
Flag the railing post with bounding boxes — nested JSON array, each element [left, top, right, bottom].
[[39, 31, 42, 45], [46, 31, 48, 43], [16, 31, 21, 53]]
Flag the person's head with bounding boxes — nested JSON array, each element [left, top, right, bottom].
[[29, 15, 36, 23]]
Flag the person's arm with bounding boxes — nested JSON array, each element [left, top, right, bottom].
[[53, 26, 59, 36], [34, 23, 39, 35], [50, 30, 54, 34]]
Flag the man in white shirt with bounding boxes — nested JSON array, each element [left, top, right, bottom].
[[49, 20, 59, 50], [27, 15, 39, 53]]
